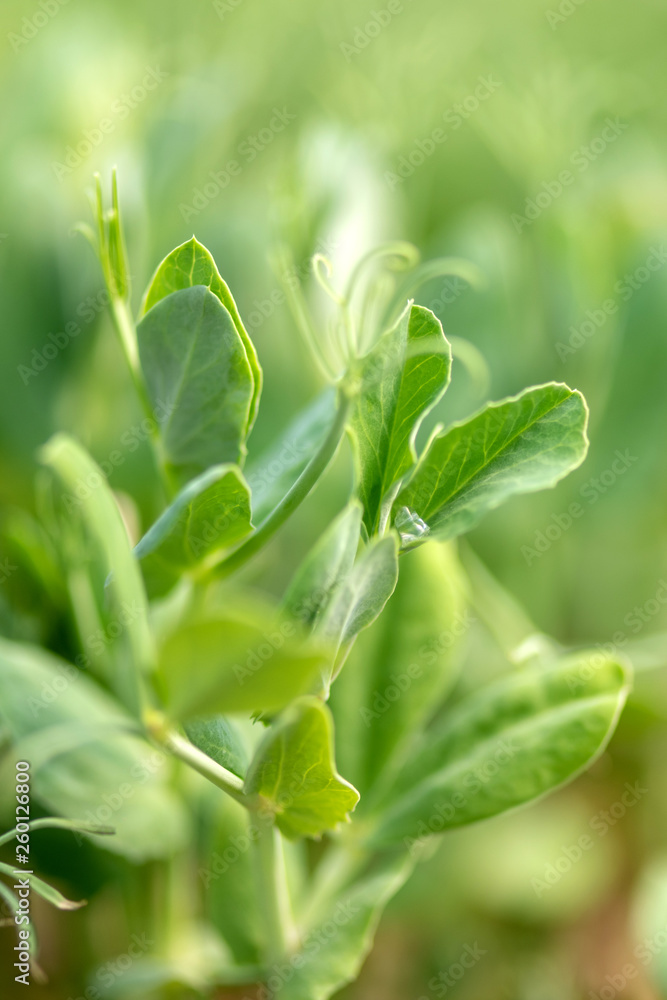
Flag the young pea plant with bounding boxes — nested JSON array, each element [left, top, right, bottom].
[[0, 172, 631, 999]]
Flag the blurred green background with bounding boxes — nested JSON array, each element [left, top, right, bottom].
[[1, 0, 667, 997]]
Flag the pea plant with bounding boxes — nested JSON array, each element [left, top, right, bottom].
[[0, 174, 631, 999]]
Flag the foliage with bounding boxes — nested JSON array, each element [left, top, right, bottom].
[[0, 176, 632, 999]]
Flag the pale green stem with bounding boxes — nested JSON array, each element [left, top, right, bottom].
[[376, 481, 402, 537], [254, 818, 295, 965], [298, 842, 367, 930], [160, 729, 247, 807]]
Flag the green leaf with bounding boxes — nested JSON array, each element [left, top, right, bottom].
[[183, 715, 248, 778], [392, 382, 589, 548], [157, 611, 328, 720], [350, 304, 452, 534], [275, 853, 415, 1000], [134, 464, 253, 597], [141, 236, 262, 431], [245, 390, 336, 524], [137, 286, 255, 485], [368, 652, 631, 848], [318, 534, 399, 672], [0, 862, 85, 911], [330, 541, 467, 796], [0, 639, 189, 861], [39, 434, 153, 716], [283, 502, 362, 631], [244, 697, 359, 840]]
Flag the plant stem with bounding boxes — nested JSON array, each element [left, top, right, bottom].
[[108, 297, 155, 422], [210, 390, 352, 579], [107, 295, 175, 499], [160, 729, 248, 807], [254, 818, 295, 965], [299, 842, 366, 929]]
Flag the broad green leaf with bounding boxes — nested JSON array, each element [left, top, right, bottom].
[[157, 613, 328, 720], [141, 236, 262, 431], [368, 652, 631, 848], [137, 286, 255, 485], [318, 534, 399, 677], [0, 638, 189, 861], [184, 715, 248, 778], [0, 862, 85, 911], [244, 697, 359, 840], [330, 542, 467, 796], [134, 464, 252, 597], [39, 434, 153, 716], [276, 853, 415, 1000], [246, 390, 336, 524], [283, 502, 362, 631], [350, 305, 451, 534], [392, 383, 589, 548]]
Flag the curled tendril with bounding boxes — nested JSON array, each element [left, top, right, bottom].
[[273, 245, 339, 382], [344, 241, 420, 306], [312, 254, 359, 365], [312, 254, 346, 306]]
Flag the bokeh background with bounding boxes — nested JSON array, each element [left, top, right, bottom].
[[1, 0, 667, 997]]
